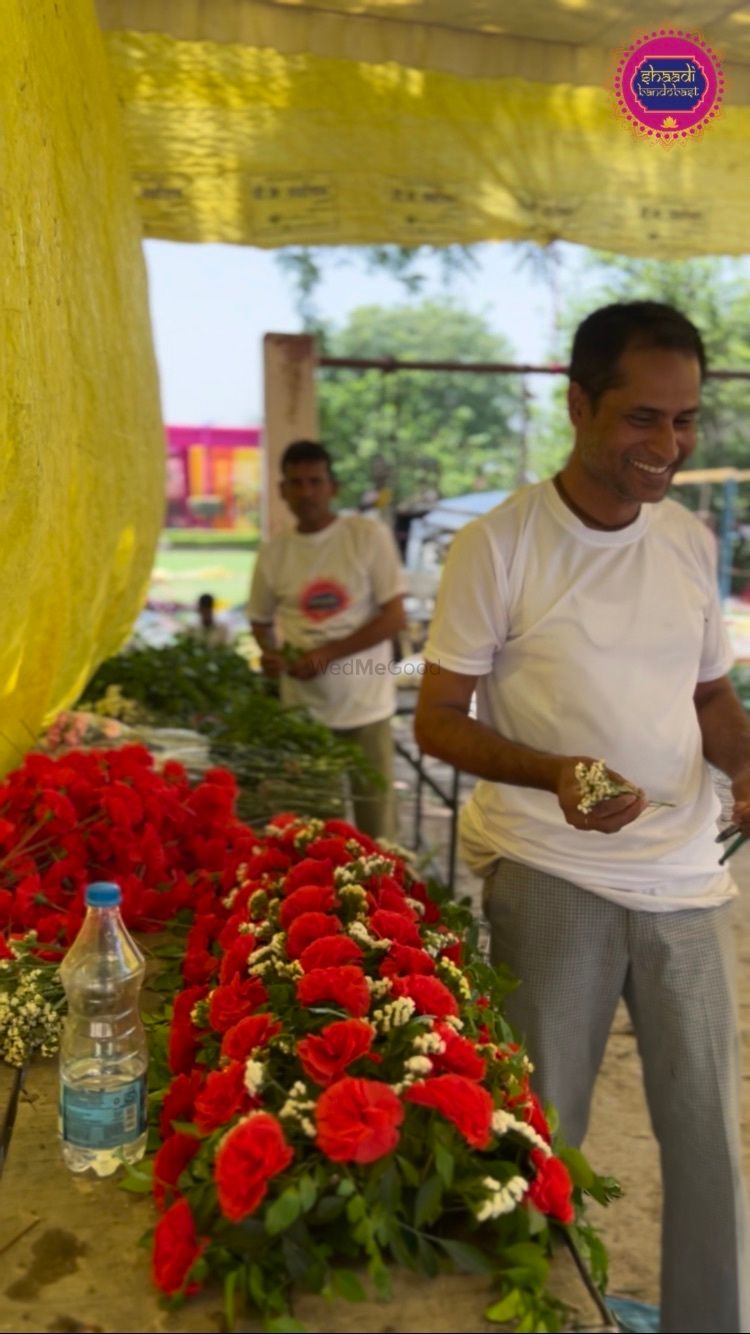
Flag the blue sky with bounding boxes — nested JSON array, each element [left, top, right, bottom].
[[143, 240, 566, 427]]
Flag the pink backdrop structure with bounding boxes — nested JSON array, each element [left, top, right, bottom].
[[165, 425, 262, 529]]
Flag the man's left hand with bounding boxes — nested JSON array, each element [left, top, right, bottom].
[[287, 645, 334, 679], [731, 766, 750, 836]]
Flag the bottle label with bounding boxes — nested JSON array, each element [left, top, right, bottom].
[[61, 1076, 147, 1149]]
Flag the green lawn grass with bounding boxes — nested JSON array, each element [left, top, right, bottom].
[[149, 540, 256, 609], [163, 528, 258, 549]]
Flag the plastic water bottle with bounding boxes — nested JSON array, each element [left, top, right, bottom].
[[59, 882, 148, 1176]]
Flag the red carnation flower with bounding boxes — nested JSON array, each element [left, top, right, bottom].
[[403, 878, 441, 924], [304, 836, 353, 867], [285, 911, 342, 961], [521, 1092, 552, 1144], [322, 818, 371, 844], [439, 938, 464, 966], [152, 1197, 207, 1296], [208, 976, 268, 1033], [379, 943, 435, 979], [296, 966, 370, 1018], [266, 812, 298, 829], [315, 1076, 403, 1163], [219, 933, 257, 984], [153, 1132, 201, 1211], [218, 911, 253, 950], [297, 1019, 375, 1087], [282, 858, 335, 893], [279, 884, 338, 928], [159, 1070, 204, 1138], [390, 974, 458, 1018], [528, 1150, 574, 1223], [370, 871, 407, 895], [432, 1023, 487, 1082], [368, 909, 422, 948], [220, 1012, 281, 1062], [299, 935, 364, 973], [369, 880, 417, 918], [244, 847, 292, 878], [168, 985, 208, 1075], [193, 1060, 252, 1133], [183, 946, 219, 986], [214, 1112, 294, 1222], [405, 1074, 493, 1149], [0, 818, 16, 846]]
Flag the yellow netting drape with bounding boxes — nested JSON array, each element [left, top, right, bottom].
[[98, 18, 750, 257], [1, 0, 164, 775]]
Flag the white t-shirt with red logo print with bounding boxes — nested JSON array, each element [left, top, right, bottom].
[[248, 515, 407, 728]]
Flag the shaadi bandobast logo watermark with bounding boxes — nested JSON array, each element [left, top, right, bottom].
[[615, 28, 724, 142]]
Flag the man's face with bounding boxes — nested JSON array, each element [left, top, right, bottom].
[[280, 460, 337, 531], [568, 345, 702, 506]]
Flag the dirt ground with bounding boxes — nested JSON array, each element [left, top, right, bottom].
[[392, 730, 750, 1307]]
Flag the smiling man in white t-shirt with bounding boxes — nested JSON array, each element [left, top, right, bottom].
[[416, 302, 750, 1334], [248, 439, 406, 839]]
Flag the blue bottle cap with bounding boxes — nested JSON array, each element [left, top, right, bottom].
[[85, 882, 122, 908]]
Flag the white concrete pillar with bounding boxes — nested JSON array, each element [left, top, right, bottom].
[[262, 333, 318, 539]]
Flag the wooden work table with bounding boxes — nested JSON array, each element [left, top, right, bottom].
[[0, 1060, 617, 1334]]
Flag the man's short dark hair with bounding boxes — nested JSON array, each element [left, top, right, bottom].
[[280, 439, 336, 479], [569, 301, 707, 409]]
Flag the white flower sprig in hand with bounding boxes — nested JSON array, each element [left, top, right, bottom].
[[575, 759, 672, 815]]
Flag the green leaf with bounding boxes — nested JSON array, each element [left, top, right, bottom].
[[346, 1194, 366, 1224], [438, 1239, 494, 1276], [378, 1162, 401, 1214], [169, 1119, 205, 1138], [585, 1172, 622, 1206], [397, 1155, 420, 1187], [557, 1145, 594, 1190], [224, 1268, 240, 1332], [516, 1313, 538, 1332], [415, 1233, 440, 1278], [118, 1161, 154, 1193], [434, 1141, 454, 1189], [266, 1188, 302, 1236], [571, 1222, 610, 1291], [414, 1173, 443, 1229], [485, 1289, 523, 1323], [297, 1174, 317, 1213], [248, 1263, 265, 1309], [503, 1242, 550, 1266], [525, 1204, 549, 1237], [369, 1256, 392, 1300], [265, 1318, 307, 1333], [282, 1233, 316, 1286], [336, 1177, 356, 1197], [587, 1230, 610, 1289], [384, 1219, 415, 1270], [314, 1196, 346, 1223], [221, 1218, 266, 1246], [331, 1269, 367, 1303]]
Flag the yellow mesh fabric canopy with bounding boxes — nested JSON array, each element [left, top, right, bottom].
[[1, 0, 164, 775], [96, 0, 750, 256]]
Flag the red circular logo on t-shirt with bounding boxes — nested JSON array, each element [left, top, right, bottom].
[[300, 579, 350, 622]]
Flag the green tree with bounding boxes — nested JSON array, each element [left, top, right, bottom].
[[276, 245, 479, 329], [317, 301, 526, 508], [536, 254, 750, 478]]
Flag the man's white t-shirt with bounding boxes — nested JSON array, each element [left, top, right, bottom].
[[248, 515, 407, 729], [424, 480, 736, 912]]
